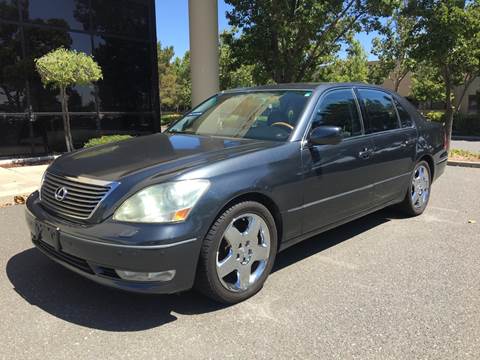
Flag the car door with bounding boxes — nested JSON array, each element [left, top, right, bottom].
[[299, 88, 377, 235], [356, 88, 416, 204]]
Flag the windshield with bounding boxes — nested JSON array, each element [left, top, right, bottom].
[[167, 90, 312, 141]]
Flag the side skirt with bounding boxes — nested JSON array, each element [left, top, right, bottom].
[[278, 197, 403, 252]]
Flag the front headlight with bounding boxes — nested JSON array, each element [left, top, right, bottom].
[[113, 179, 210, 223]]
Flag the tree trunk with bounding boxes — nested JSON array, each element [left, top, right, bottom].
[[444, 81, 453, 151], [60, 86, 74, 152]]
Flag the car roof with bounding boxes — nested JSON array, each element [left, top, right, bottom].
[[221, 82, 396, 94]]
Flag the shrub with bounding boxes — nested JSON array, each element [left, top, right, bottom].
[[449, 148, 480, 161], [423, 111, 445, 122], [452, 113, 480, 136], [161, 113, 182, 126], [84, 135, 132, 148]]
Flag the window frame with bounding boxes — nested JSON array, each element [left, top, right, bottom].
[[302, 87, 365, 145], [392, 97, 416, 129], [355, 87, 402, 135]]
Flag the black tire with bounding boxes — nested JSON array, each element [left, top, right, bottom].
[[398, 160, 431, 216], [195, 201, 278, 304]]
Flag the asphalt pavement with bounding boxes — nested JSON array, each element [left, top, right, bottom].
[[0, 166, 479, 359]]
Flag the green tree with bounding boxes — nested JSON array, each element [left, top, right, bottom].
[[175, 51, 192, 111], [160, 66, 178, 111], [157, 42, 179, 111], [219, 31, 256, 90], [35, 48, 102, 151], [224, 0, 395, 83], [316, 38, 369, 83], [157, 42, 175, 78], [411, 63, 445, 104], [369, 9, 415, 90], [407, 0, 480, 145]]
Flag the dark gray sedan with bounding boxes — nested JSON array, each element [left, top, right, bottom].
[[25, 83, 448, 303]]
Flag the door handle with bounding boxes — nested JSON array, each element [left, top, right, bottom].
[[401, 139, 413, 147], [358, 148, 372, 159]]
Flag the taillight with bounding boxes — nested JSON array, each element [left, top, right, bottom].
[[443, 130, 448, 150]]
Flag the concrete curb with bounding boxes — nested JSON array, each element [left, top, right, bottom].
[[447, 160, 480, 168], [0, 155, 57, 167]]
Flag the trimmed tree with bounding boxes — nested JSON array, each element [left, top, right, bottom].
[[35, 48, 102, 152]]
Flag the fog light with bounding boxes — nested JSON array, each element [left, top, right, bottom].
[[115, 269, 176, 282]]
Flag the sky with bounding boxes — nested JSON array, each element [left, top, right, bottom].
[[155, 0, 378, 60]]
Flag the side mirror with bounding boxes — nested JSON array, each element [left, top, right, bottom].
[[308, 126, 343, 146]]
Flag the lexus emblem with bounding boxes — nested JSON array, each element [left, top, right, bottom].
[[54, 187, 68, 201]]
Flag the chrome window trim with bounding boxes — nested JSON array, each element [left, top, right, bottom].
[[392, 97, 417, 129], [355, 87, 403, 134], [301, 87, 364, 149]]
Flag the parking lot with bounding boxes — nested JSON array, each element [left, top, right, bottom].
[[0, 166, 479, 359]]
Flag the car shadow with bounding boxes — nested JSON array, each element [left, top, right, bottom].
[[6, 207, 401, 332]]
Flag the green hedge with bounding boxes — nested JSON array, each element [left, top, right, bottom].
[[161, 113, 182, 126], [84, 135, 132, 148], [423, 111, 445, 122], [422, 111, 480, 136], [453, 114, 480, 136]]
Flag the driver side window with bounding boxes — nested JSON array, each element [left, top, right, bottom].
[[311, 89, 362, 138]]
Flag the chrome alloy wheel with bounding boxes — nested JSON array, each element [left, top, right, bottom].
[[216, 213, 271, 292], [411, 164, 430, 209]]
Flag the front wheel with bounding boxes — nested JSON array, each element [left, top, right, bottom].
[[195, 201, 278, 304], [398, 160, 431, 216]]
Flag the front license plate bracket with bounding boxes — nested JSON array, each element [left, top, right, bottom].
[[35, 222, 60, 251]]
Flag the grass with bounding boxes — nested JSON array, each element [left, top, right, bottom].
[[449, 148, 480, 162]]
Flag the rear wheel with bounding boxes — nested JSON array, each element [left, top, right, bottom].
[[195, 201, 277, 304], [398, 160, 431, 216]]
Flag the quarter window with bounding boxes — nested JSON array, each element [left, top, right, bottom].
[[358, 89, 399, 133], [311, 89, 362, 138], [394, 99, 414, 128]]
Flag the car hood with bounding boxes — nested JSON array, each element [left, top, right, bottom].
[[50, 132, 280, 181]]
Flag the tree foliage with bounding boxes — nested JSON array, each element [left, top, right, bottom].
[[411, 63, 445, 104], [219, 31, 257, 90], [369, 9, 415, 90], [157, 42, 191, 112], [406, 0, 480, 144], [316, 38, 369, 83], [35, 48, 102, 152], [224, 0, 395, 83], [35, 47, 102, 88]]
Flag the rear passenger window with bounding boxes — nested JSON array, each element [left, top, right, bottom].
[[311, 89, 362, 138], [394, 99, 414, 128], [358, 89, 399, 133]]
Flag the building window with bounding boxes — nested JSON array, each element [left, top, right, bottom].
[[94, 35, 152, 112], [0, 24, 27, 113], [0, 0, 19, 21], [0, 0, 158, 158], [21, 0, 90, 31], [468, 94, 478, 114], [91, 0, 149, 39]]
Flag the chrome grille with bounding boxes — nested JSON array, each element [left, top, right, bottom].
[[40, 172, 116, 220]]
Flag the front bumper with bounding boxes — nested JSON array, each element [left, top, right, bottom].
[[25, 191, 203, 294]]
